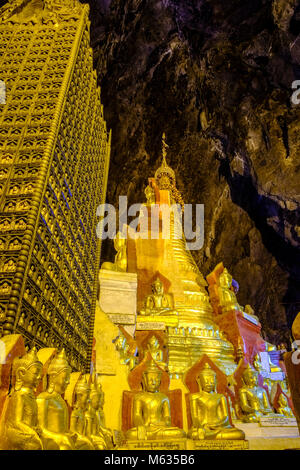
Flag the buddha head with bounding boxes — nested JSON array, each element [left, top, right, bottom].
[[218, 268, 232, 289], [152, 278, 164, 295], [242, 363, 258, 387], [47, 349, 71, 394], [13, 347, 42, 392], [148, 335, 159, 350], [197, 363, 217, 393], [74, 375, 90, 410], [142, 360, 162, 393]]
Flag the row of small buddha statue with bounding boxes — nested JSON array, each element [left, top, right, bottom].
[[0, 348, 115, 450]]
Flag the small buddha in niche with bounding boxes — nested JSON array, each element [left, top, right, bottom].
[[239, 364, 276, 423], [70, 375, 95, 450], [217, 268, 242, 313], [277, 394, 294, 418], [85, 379, 108, 450], [146, 335, 167, 370], [126, 360, 185, 440], [36, 350, 76, 450], [0, 348, 43, 450], [101, 231, 127, 272], [188, 363, 245, 440], [140, 278, 176, 317]]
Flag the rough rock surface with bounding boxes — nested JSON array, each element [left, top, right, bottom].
[[87, 0, 300, 345]]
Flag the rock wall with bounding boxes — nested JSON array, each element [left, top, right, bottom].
[[87, 0, 300, 345]]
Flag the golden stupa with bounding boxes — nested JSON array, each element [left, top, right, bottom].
[[124, 134, 237, 376]]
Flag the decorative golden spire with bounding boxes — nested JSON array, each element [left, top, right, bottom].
[[155, 133, 176, 184]]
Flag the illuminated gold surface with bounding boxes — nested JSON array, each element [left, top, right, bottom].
[[36, 350, 75, 450], [126, 360, 185, 440], [69, 374, 95, 450], [0, 347, 43, 449], [238, 364, 277, 423], [188, 363, 245, 440], [0, 0, 110, 371]]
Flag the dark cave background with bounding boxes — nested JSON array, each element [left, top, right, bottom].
[[85, 0, 300, 346]]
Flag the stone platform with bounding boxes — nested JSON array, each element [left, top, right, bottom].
[[235, 421, 300, 450]]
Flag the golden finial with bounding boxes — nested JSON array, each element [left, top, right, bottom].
[[155, 133, 176, 183]]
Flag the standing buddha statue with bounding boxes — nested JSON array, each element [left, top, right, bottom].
[[0, 348, 43, 450], [70, 375, 95, 450], [36, 350, 76, 450], [85, 377, 112, 449], [126, 360, 186, 440], [188, 363, 245, 440]]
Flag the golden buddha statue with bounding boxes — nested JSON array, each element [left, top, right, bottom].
[[36, 350, 76, 450], [85, 379, 108, 450], [69, 375, 95, 450], [126, 360, 185, 440], [101, 231, 127, 272], [239, 364, 276, 423], [217, 268, 242, 313], [265, 342, 282, 373], [94, 378, 115, 448], [188, 363, 245, 440], [0, 348, 43, 450], [140, 278, 176, 317], [277, 394, 294, 418], [146, 335, 167, 370]]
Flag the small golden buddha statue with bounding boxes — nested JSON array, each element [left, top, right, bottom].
[[239, 364, 276, 423], [253, 352, 265, 374], [188, 364, 245, 440], [94, 378, 115, 448], [126, 360, 185, 440], [101, 231, 127, 272], [146, 335, 167, 370], [145, 185, 155, 205], [265, 342, 282, 373], [0, 348, 43, 450], [140, 278, 176, 317], [70, 375, 95, 450], [277, 394, 294, 418], [217, 268, 242, 313], [36, 350, 76, 450], [85, 379, 108, 450], [114, 333, 137, 369]]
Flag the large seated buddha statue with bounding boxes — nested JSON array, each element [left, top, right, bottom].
[[139, 278, 177, 318], [36, 350, 76, 450], [188, 363, 245, 440], [0, 348, 43, 450], [126, 360, 185, 441], [239, 364, 276, 423]]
